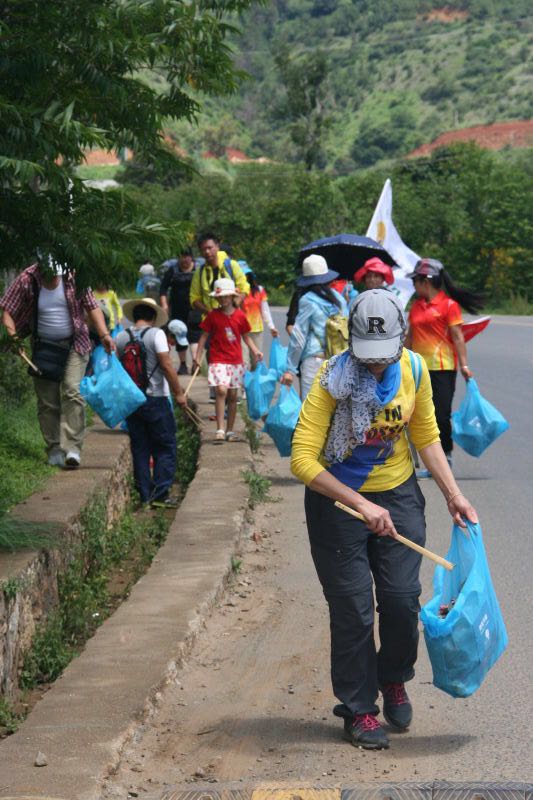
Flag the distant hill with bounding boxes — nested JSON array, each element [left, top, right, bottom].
[[165, 0, 532, 171]]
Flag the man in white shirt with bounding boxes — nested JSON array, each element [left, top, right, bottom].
[[0, 260, 114, 468], [116, 298, 187, 508]]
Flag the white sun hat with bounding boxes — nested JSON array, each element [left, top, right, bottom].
[[209, 278, 238, 297], [297, 254, 339, 287]]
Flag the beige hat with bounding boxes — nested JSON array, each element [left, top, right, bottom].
[[209, 278, 238, 297], [122, 297, 168, 328], [297, 254, 339, 287]]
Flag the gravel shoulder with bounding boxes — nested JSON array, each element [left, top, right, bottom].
[[103, 437, 530, 800]]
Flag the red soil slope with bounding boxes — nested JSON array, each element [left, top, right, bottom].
[[409, 120, 533, 158]]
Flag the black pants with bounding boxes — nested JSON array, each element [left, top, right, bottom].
[[305, 475, 426, 715], [127, 396, 177, 503], [429, 370, 457, 455]]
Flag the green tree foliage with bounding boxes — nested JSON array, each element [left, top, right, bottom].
[[122, 143, 533, 304], [172, 1, 533, 168], [351, 105, 421, 167], [274, 46, 331, 170], [0, 0, 253, 285]]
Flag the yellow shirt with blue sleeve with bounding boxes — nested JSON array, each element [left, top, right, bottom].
[[291, 349, 440, 493]]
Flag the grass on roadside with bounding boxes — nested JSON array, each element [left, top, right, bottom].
[[242, 468, 272, 508], [15, 405, 201, 701], [239, 405, 262, 454], [0, 397, 54, 517], [0, 698, 22, 736], [486, 292, 533, 316], [19, 500, 168, 690]]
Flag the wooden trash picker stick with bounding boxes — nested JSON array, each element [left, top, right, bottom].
[[19, 350, 42, 375], [334, 500, 455, 571], [184, 365, 201, 398], [181, 405, 203, 428]]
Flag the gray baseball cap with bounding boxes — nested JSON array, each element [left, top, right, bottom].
[[350, 289, 406, 361], [407, 258, 443, 279]]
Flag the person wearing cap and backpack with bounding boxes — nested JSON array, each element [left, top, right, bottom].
[[281, 254, 348, 400], [291, 289, 478, 750], [115, 298, 187, 508], [405, 258, 484, 475]]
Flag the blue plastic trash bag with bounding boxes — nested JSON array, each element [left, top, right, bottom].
[[452, 378, 509, 457], [90, 344, 110, 376], [111, 323, 124, 339], [263, 385, 302, 457], [269, 338, 288, 378], [80, 352, 146, 428], [244, 362, 277, 420], [421, 520, 508, 698]]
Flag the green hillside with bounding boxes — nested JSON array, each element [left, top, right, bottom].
[[166, 0, 532, 170]]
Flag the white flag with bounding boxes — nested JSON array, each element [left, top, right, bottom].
[[366, 178, 419, 308]]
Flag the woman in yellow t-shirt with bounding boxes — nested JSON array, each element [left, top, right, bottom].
[[291, 289, 477, 751], [93, 285, 123, 332]]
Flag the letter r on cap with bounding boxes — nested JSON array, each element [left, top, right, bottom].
[[367, 316, 386, 334]]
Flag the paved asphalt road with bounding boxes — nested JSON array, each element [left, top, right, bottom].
[[269, 308, 533, 770], [107, 309, 532, 793]]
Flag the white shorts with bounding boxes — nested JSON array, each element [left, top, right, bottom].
[[208, 362, 245, 389]]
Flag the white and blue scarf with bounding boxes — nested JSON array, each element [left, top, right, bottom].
[[320, 350, 402, 464]]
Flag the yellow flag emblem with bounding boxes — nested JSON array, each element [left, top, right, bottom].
[[376, 220, 386, 244]]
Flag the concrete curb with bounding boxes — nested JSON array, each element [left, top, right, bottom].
[[0, 380, 254, 800], [0, 421, 132, 697]]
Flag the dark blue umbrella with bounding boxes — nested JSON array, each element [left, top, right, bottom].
[[298, 233, 395, 279]]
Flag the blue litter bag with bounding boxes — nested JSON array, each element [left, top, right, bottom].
[[263, 385, 302, 457], [269, 338, 288, 378], [80, 351, 146, 428], [244, 362, 277, 420], [111, 323, 124, 339], [452, 378, 509, 457], [421, 520, 508, 698]]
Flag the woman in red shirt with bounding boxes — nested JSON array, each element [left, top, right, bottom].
[[195, 278, 263, 443], [405, 258, 484, 472]]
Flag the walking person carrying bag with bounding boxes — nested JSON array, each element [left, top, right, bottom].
[[0, 257, 114, 468]]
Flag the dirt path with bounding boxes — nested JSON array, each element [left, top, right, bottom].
[[102, 439, 529, 799]]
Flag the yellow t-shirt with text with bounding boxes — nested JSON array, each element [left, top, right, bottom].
[[291, 349, 440, 493]]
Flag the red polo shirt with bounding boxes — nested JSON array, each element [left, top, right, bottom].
[[409, 290, 463, 370]]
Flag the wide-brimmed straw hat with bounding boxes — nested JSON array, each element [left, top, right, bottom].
[[296, 254, 339, 288], [354, 257, 394, 286], [209, 278, 238, 297], [122, 297, 168, 328]]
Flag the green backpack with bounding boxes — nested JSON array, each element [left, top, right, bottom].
[[325, 313, 349, 358]]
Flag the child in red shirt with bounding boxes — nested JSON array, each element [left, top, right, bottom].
[[195, 278, 263, 442]]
